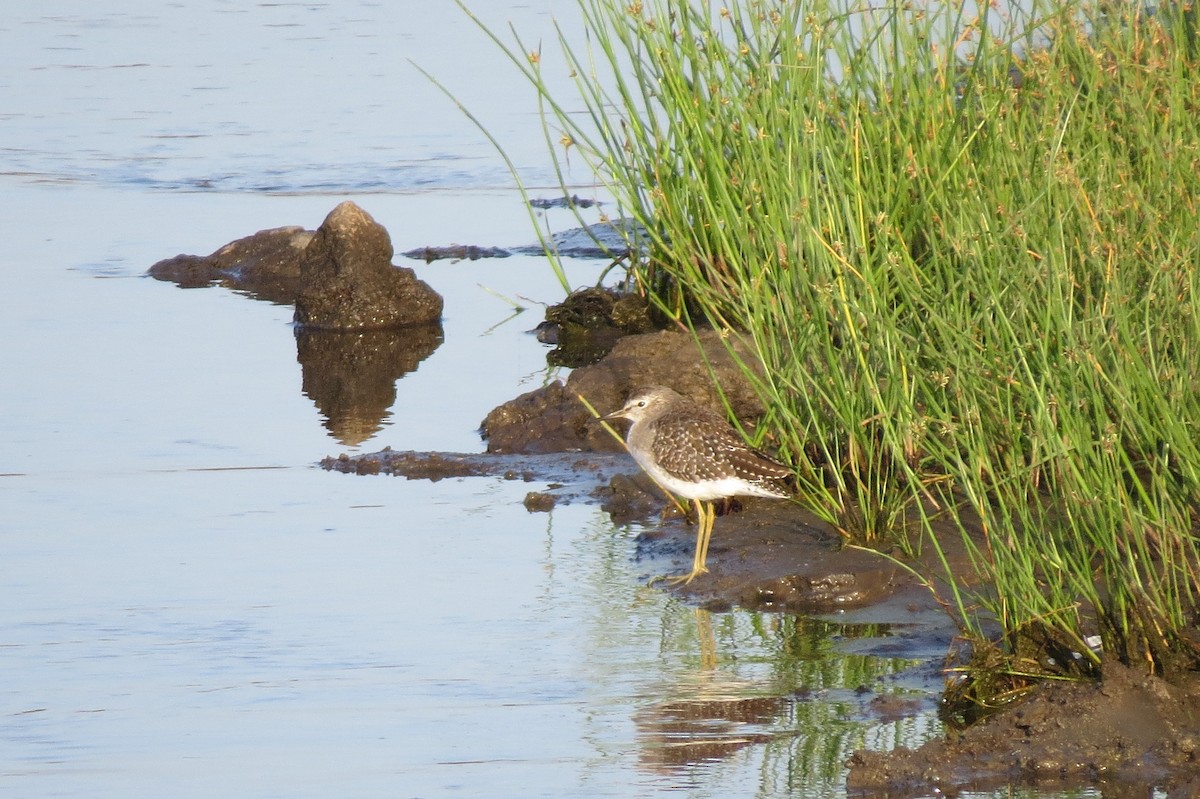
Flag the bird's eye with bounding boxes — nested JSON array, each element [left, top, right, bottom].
[[637, 400, 647, 408]]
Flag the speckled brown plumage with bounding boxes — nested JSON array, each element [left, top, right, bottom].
[[603, 385, 792, 583], [637, 398, 791, 495]]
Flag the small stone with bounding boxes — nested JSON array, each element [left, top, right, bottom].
[[523, 492, 557, 513]]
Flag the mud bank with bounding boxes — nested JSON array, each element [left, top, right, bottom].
[[847, 661, 1200, 797]]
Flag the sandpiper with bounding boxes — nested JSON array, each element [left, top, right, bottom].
[[604, 385, 791, 583]]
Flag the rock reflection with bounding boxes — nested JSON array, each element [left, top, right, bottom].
[[635, 692, 787, 772], [295, 324, 443, 445], [636, 609, 788, 774]]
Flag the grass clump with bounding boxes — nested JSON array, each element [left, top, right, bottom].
[[465, 0, 1200, 698]]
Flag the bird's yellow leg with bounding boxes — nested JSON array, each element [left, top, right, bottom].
[[657, 499, 714, 586], [692, 499, 713, 578], [663, 500, 712, 585]]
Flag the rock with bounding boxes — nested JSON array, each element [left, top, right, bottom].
[[401, 244, 511, 262], [398, 217, 650, 264], [523, 492, 558, 512], [527, 194, 598, 210], [294, 201, 443, 330], [537, 287, 655, 368], [147, 201, 445, 328], [147, 226, 314, 304], [511, 218, 649, 259], [481, 328, 769, 454]]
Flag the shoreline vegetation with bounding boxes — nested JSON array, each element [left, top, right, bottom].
[[465, 0, 1200, 718]]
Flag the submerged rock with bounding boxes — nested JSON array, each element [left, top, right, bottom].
[[401, 218, 650, 264], [401, 244, 511, 262], [295, 201, 443, 330], [147, 225, 313, 305], [527, 194, 599, 210], [511, 218, 648, 259]]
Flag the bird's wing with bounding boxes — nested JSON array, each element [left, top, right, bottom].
[[653, 413, 789, 482]]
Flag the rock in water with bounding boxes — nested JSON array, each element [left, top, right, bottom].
[[294, 201, 443, 330], [147, 226, 313, 304]]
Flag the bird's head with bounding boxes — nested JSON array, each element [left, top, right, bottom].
[[603, 385, 680, 424]]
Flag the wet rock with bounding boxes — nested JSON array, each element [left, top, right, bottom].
[[523, 492, 557, 512], [294, 201, 443, 330], [400, 217, 649, 264], [528, 194, 598, 209], [511, 218, 650, 259], [538, 287, 655, 367], [401, 244, 511, 262], [147, 202, 446, 326], [479, 381, 589, 455], [147, 225, 314, 304], [481, 328, 770, 454], [726, 561, 896, 611], [597, 472, 670, 525]]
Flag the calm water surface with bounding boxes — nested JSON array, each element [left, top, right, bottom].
[[0, 4, 1104, 798]]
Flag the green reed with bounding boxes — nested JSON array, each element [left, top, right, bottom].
[[463, 0, 1200, 688]]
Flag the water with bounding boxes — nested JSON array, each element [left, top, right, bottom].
[[0, 4, 1099, 798]]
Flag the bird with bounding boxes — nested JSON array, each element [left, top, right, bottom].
[[603, 385, 791, 584]]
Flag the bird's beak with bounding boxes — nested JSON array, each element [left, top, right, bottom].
[[602, 407, 627, 421]]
